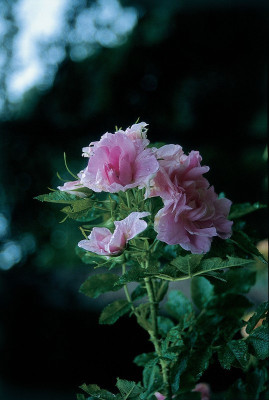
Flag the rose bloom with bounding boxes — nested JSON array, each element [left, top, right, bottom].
[[149, 145, 233, 254], [155, 383, 210, 400], [78, 212, 150, 256], [60, 122, 159, 194]]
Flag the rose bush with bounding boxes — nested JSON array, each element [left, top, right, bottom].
[[36, 121, 268, 400]]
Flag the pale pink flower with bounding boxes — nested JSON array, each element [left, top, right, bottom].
[[78, 212, 150, 256], [150, 146, 232, 254], [57, 178, 86, 198], [155, 383, 210, 400], [192, 383, 211, 400], [80, 122, 159, 193], [154, 393, 166, 400]]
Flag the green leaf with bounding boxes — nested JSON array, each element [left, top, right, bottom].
[[218, 340, 250, 369], [246, 302, 268, 334], [61, 198, 94, 220], [247, 324, 269, 360], [99, 300, 131, 325], [166, 290, 194, 328], [116, 379, 143, 399], [131, 284, 147, 301], [171, 254, 204, 275], [224, 367, 268, 400], [79, 273, 122, 298], [186, 347, 212, 381], [191, 276, 214, 309], [35, 190, 80, 203], [79, 384, 117, 400], [229, 202, 266, 220], [141, 359, 162, 399], [133, 352, 156, 367], [157, 316, 175, 337], [170, 353, 189, 393], [76, 394, 86, 400], [230, 231, 267, 263], [213, 267, 256, 295], [118, 265, 159, 285], [194, 256, 252, 276]]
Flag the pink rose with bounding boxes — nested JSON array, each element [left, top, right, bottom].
[[78, 212, 150, 256], [154, 393, 166, 400], [192, 383, 211, 400], [150, 146, 232, 254], [80, 122, 159, 193], [155, 383, 210, 400]]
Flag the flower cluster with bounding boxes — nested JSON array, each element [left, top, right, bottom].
[[59, 122, 232, 254]]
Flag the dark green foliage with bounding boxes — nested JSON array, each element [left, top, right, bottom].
[[79, 273, 122, 298], [133, 352, 156, 367], [223, 365, 269, 400], [229, 202, 267, 220], [218, 340, 250, 369], [99, 300, 131, 325], [79, 383, 119, 399], [140, 359, 162, 400], [165, 290, 194, 328], [191, 276, 214, 309], [116, 378, 143, 399], [230, 230, 267, 263], [246, 301, 268, 334], [131, 284, 147, 301], [247, 324, 269, 360], [157, 316, 175, 337], [35, 190, 80, 203]]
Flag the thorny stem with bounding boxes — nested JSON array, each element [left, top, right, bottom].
[[144, 276, 170, 395]]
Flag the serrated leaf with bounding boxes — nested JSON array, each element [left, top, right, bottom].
[[79, 273, 121, 298], [61, 198, 94, 220], [118, 265, 159, 285], [141, 359, 162, 399], [193, 256, 253, 276], [247, 325, 269, 360], [79, 383, 117, 400], [230, 230, 267, 263], [166, 290, 194, 328], [116, 378, 143, 399], [218, 340, 250, 369], [229, 202, 266, 219], [99, 300, 131, 325], [171, 254, 204, 275], [191, 276, 214, 310], [170, 352, 189, 393], [35, 190, 80, 203], [246, 302, 268, 334]]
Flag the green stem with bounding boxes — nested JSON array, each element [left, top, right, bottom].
[[144, 277, 170, 394], [122, 264, 137, 316], [126, 190, 131, 208]]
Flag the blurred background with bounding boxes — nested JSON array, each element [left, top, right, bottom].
[[0, 0, 268, 399]]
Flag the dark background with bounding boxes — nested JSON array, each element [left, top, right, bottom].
[[0, 1, 268, 399]]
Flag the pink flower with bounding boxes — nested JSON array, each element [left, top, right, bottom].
[[154, 393, 166, 400], [78, 212, 150, 256], [192, 383, 211, 400], [150, 145, 232, 254], [155, 383, 210, 400], [80, 122, 159, 193], [58, 179, 86, 198]]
